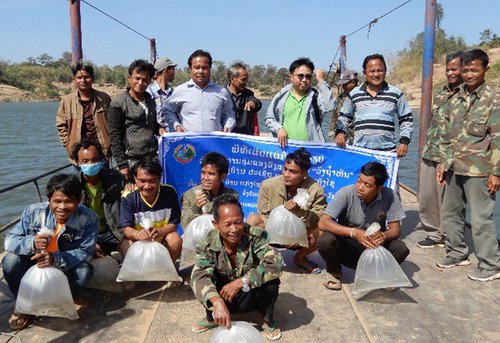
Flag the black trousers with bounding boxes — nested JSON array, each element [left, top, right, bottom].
[[206, 277, 280, 324], [317, 231, 410, 275]]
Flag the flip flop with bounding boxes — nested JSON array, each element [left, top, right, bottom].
[[262, 322, 282, 341], [192, 317, 218, 333], [295, 260, 322, 275], [323, 279, 342, 291], [8, 313, 31, 331]]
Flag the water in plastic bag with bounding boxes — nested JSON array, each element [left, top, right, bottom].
[[266, 205, 308, 247], [86, 256, 122, 292], [352, 223, 412, 298], [180, 214, 214, 269], [116, 241, 182, 282], [210, 321, 264, 343], [15, 265, 78, 320]]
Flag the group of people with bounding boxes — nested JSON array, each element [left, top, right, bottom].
[[3, 47, 498, 339]]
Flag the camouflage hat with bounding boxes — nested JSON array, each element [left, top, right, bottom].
[[154, 57, 177, 72], [336, 70, 358, 86]]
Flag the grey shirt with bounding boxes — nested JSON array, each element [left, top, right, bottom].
[[325, 184, 405, 231]]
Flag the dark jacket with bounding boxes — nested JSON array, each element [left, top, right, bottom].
[[107, 90, 159, 169], [227, 87, 262, 135], [80, 168, 124, 240]]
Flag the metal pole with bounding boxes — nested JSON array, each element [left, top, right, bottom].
[[418, 0, 436, 187], [339, 35, 347, 73], [150, 38, 157, 64], [69, 0, 83, 64]]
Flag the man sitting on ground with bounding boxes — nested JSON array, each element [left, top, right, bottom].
[[119, 158, 182, 263], [3, 174, 98, 330], [72, 138, 124, 256], [181, 152, 238, 229], [247, 148, 327, 275], [317, 161, 409, 290], [191, 193, 283, 340]]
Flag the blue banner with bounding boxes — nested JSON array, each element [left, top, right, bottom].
[[159, 132, 398, 226]]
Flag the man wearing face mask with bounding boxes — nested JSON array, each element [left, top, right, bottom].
[[72, 138, 124, 256]]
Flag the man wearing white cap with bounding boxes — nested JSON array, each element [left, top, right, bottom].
[[328, 70, 358, 142], [147, 57, 177, 134]]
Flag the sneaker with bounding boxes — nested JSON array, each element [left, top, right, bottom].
[[417, 237, 445, 249], [436, 256, 471, 268], [468, 267, 500, 282]]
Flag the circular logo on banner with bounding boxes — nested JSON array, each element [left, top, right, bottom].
[[173, 144, 196, 164]]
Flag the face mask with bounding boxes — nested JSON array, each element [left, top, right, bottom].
[[80, 162, 103, 177]]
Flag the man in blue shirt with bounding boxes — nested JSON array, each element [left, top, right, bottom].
[[164, 50, 235, 133], [335, 54, 413, 158], [147, 57, 177, 135]]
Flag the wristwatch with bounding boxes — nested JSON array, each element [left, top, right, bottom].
[[241, 276, 251, 292]]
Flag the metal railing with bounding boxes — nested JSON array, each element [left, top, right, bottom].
[[0, 164, 72, 233]]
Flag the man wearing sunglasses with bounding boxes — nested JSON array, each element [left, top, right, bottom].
[[265, 57, 335, 147]]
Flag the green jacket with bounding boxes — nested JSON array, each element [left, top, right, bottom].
[[190, 224, 283, 309], [437, 82, 499, 176], [180, 184, 238, 229], [422, 84, 460, 162], [257, 175, 327, 230]]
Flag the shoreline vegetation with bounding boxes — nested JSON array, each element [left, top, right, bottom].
[[1, 29, 498, 104]]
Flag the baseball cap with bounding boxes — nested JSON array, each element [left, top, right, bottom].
[[336, 70, 358, 86], [154, 57, 177, 72]]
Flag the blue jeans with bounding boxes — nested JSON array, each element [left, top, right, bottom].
[[2, 253, 94, 298]]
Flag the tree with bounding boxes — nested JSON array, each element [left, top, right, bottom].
[[480, 29, 498, 44], [36, 53, 54, 67], [435, 2, 444, 30]]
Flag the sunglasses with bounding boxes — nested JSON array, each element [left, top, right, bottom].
[[294, 73, 313, 80]]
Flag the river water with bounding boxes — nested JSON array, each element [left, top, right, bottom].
[[0, 101, 497, 233]]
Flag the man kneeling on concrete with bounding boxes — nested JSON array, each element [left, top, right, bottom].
[[73, 138, 124, 256], [3, 174, 98, 330], [119, 158, 182, 262], [317, 162, 409, 290], [191, 194, 283, 340]]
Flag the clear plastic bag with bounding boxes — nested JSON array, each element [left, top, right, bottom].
[[180, 214, 214, 269], [116, 241, 182, 282], [210, 321, 263, 343], [86, 256, 122, 292], [266, 206, 308, 247], [352, 223, 411, 298], [15, 265, 78, 320]]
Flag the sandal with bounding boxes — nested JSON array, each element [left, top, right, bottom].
[[323, 279, 342, 291], [262, 322, 282, 341], [8, 313, 31, 330], [295, 260, 322, 275], [192, 317, 218, 333]]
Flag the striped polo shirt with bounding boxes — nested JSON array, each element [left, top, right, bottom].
[[336, 82, 413, 150]]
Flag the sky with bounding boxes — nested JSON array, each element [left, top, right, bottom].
[[0, 0, 499, 71]]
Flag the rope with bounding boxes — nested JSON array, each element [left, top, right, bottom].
[[345, 0, 414, 38], [325, 0, 414, 79], [80, 0, 151, 41]]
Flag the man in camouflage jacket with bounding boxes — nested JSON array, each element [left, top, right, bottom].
[[181, 152, 237, 229], [436, 49, 500, 282], [190, 194, 283, 339], [417, 52, 462, 249]]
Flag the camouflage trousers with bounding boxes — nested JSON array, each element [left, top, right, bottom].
[[442, 172, 500, 270]]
